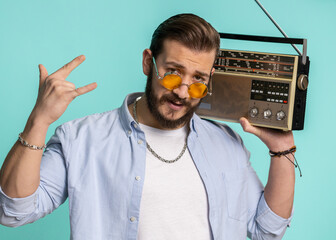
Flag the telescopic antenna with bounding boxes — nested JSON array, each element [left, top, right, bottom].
[[254, 0, 302, 56]]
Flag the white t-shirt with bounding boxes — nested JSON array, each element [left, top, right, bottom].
[[137, 124, 212, 240]]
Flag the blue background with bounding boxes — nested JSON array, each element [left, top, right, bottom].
[[0, 0, 335, 239]]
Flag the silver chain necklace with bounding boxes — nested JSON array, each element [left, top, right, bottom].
[[133, 97, 187, 164]]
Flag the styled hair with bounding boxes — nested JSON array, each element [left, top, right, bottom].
[[150, 13, 220, 59]]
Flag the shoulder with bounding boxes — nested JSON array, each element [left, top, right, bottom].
[[194, 115, 244, 146], [54, 108, 121, 142], [63, 109, 119, 129], [192, 115, 251, 169]]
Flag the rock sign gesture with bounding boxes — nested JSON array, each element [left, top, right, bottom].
[[0, 55, 97, 198], [31, 55, 97, 127]]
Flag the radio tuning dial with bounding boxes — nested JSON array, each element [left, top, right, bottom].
[[276, 111, 286, 121], [297, 74, 308, 91], [263, 109, 272, 119], [249, 107, 259, 118]]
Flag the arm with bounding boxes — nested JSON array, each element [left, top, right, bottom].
[[240, 117, 295, 219], [0, 55, 97, 198]]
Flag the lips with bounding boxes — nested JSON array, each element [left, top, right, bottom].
[[170, 100, 183, 106], [159, 93, 191, 112], [167, 100, 184, 111]]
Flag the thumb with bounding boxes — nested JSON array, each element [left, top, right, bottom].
[[239, 117, 261, 137], [38, 64, 48, 86]]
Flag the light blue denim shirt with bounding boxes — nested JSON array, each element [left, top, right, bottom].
[[0, 93, 291, 240]]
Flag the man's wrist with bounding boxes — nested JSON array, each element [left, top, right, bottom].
[[265, 134, 295, 152], [26, 111, 51, 130], [268, 144, 295, 153], [21, 113, 50, 146]]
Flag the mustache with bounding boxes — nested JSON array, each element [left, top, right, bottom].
[[159, 93, 192, 107]]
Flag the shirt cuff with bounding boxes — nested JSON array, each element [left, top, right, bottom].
[[0, 186, 38, 218], [256, 193, 293, 235]]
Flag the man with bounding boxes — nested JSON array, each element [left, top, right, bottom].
[[0, 14, 295, 239]]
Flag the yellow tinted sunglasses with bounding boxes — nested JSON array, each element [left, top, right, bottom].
[[153, 57, 212, 99]]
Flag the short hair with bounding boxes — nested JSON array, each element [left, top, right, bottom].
[[150, 13, 220, 59]]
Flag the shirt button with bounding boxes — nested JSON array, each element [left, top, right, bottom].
[[133, 123, 138, 128], [128, 130, 132, 135], [130, 216, 137, 222], [138, 140, 143, 145], [135, 176, 141, 181]]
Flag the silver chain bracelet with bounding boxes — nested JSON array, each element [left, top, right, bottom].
[[18, 132, 46, 150]]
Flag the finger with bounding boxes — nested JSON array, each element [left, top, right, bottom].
[[62, 81, 76, 90], [39, 64, 48, 86], [72, 82, 97, 97], [239, 117, 261, 136], [53, 55, 86, 78]]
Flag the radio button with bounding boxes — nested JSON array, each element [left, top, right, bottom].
[[250, 107, 259, 118], [276, 111, 286, 121], [263, 109, 272, 119]]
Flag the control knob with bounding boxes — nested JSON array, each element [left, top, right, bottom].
[[276, 110, 286, 121], [249, 107, 259, 118], [297, 74, 308, 91], [263, 109, 272, 119]]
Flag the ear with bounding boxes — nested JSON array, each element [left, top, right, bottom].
[[142, 49, 153, 76], [211, 67, 215, 76]]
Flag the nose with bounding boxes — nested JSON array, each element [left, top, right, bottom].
[[172, 83, 190, 100]]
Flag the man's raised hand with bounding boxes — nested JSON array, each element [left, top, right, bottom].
[[31, 55, 97, 127]]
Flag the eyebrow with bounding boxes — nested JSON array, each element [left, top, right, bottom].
[[165, 61, 210, 78]]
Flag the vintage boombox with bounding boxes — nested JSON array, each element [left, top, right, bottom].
[[197, 33, 310, 131]]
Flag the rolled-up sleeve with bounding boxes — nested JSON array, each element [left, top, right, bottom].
[[0, 187, 39, 227], [247, 191, 293, 240], [256, 194, 292, 237]]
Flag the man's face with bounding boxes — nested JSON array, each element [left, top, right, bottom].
[[145, 39, 216, 129]]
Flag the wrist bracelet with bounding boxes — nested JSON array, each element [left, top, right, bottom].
[[18, 132, 46, 150], [269, 145, 302, 177], [269, 146, 296, 157]]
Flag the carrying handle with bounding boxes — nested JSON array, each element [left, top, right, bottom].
[[219, 32, 307, 65]]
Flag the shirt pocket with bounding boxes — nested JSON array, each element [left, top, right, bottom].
[[223, 168, 248, 222]]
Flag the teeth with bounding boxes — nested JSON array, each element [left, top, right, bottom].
[[168, 100, 183, 106]]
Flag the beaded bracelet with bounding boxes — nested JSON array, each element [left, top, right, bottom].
[[269, 145, 302, 177], [18, 132, 46, 150]]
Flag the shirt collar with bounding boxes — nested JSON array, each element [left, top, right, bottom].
[[189, 113, 200, 137], [119, 92, 143, 135]]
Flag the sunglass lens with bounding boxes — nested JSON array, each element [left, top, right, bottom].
[[160, 74, 182, 90], [189, 82, 208, 98]]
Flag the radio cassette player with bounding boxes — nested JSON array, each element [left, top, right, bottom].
[[196, 33, 310, 131]]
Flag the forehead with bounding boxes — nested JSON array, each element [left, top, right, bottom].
[[157, 39, 216, 72]]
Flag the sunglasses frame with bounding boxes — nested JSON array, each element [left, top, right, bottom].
[[152, 57, 212, 99]]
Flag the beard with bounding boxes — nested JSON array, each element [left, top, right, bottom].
[[145, 66, 201, 129]]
